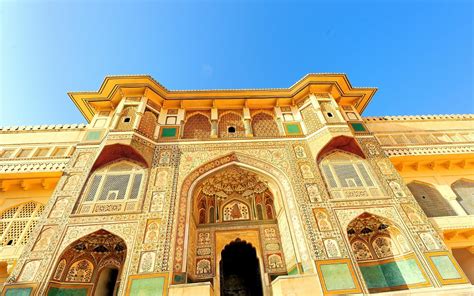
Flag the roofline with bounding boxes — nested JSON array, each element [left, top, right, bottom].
[[69, 73, 378, 122]]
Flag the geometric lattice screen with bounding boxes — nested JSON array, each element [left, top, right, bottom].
[[0, 201, 44, 247], [83, 161, 144, 202], [78, 160, 146, 214], [320, 151, 382, 199]]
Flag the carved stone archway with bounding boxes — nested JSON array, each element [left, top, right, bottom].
[[173, 153, 312, 284]]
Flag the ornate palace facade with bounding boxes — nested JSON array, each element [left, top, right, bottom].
[[0, 74, 472, 295]]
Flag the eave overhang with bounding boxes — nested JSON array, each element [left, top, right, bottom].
[[68, 73, 377, 122]]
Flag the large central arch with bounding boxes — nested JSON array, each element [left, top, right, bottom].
[[172, 152, 312, 287]]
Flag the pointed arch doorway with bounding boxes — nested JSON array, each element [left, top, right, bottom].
[[220, 239, 263, 296], [47, 229, 127, 296]]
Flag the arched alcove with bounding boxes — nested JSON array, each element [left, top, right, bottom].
[[177, 153, 304, 292], [91, 143, 148, 171], [47, 230, 126, 295], [317, 135, 366, 162], [218, 111, 245, 138], [347, 213, 428, 293], [251, 111, 279, 137], [192, 165, 276, 224], [137, 110, 158, 139], [183, 112, 212, 139]]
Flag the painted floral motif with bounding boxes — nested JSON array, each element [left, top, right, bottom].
[[420, 232, 439, 251], [389, 180, 406, 198], [397, 234, 412, 253], [264, 228, 277, 239], [376, 160, 392, 175], [401, 204, 424, 225], [294, 146, 307, 158], [306, 184, 321, 202], [150, 191, 165, 212], [74, 153, 90, 168], [352, 241, 373, 260], [139, 252, 155, 273], [144, 221, 159, 244], [372, 236, 400, 258], [155, 170, 169, 188], [223, 201, 250, 221], [324, 239, 341, 258], [314, 209, 332, 231], [66, 259, 94, 282], [63, 174, 80, 191], [53, 259, 66, 280], [268, 253, 284, 269], [300, 164, 314, 179], [198, 232, 211, 245], [196, 258, 211, 275], [158, 150, 171, 164]]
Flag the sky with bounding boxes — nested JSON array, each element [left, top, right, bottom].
[[0, 0, 472, 125]]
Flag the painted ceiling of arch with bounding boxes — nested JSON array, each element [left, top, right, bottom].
[[199, 165, 269, 200], [346, 213, 404, 244], [70, 230, 127, 254]]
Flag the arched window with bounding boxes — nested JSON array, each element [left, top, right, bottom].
[[251, 112, 279, 137], [320, 151, 380, 199], [78, 160, 146, 214], [407, 182, 456, 217], [320, 101, 341, 123], [218, 112, 245, 138], [0, 201, 44, 247], [116, 106, 136, 130], [183, 113, 212, 139], [451, 179, 474, 215]]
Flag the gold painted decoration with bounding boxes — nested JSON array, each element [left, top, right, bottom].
[[200, 166, 268, 199]]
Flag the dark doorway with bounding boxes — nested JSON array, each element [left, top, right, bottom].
[[220, 239, 263, 296], [94, 267, 119, 296]]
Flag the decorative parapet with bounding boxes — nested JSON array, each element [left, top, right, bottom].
[[364, 114, 474, 122], [365, 115, 474, 157], [384, 144, 474, 157], [0, 159, 68, 174], [430, 216, 474, 231], [0, 123, 87, 133]]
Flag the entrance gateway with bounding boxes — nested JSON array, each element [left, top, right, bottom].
[[220, 239, 263, 296], [184, 163, 294, 294]]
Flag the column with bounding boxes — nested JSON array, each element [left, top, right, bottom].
[[243, 107, 253, 137], [309, 94, 327, 125], [211, 107, 218, 138], [274, 106, 286, 136]]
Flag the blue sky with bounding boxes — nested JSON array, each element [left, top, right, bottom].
[[0, 0, 472, 125]]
